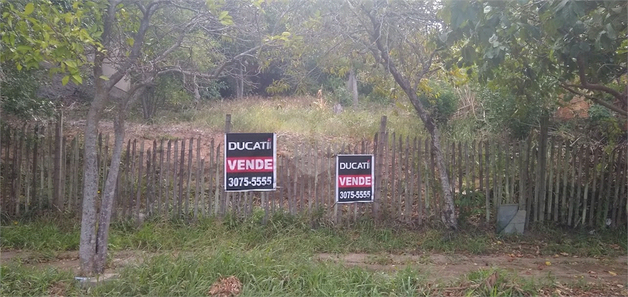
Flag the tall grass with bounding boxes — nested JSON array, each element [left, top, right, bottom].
[[152, 97, 428, 142]]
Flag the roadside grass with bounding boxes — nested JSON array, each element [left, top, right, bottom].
[[0, 264, 81, 296], [2, 212, 626, 296], [2, 211, 626, 258]]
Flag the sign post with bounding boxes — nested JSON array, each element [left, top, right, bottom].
[[336, 154, 374, 203], [224, 133, 276, 192]]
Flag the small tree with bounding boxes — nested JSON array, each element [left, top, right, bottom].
[[319, 0, 458, 229]]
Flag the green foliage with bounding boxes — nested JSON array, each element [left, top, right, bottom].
[[326, 75, 352, 106], [416, 80, 459, 126], [0, 0, 102, 85], [479, 85, 540, 139], [441, 0, 627, 120], [0, 64, 56, 120]]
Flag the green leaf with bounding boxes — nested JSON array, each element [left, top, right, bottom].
[[219, 10, 229, 20], [605, 23, 616, 40], [61, 75, 70, 85], [16, 63, 22, 71], [99, 75, 110, 81], [72, 74, 82, 84], [24, 3, 35, 15]]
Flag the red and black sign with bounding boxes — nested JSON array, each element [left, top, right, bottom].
[[336, 154, 374, 203], [224, 133, 276, 192]]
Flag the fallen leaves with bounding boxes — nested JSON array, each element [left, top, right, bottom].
[[208, 276, 242, 297]]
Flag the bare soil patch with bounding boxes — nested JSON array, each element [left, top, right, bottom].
[[317, 253, 627, 289], [1, 249, 153, 275]]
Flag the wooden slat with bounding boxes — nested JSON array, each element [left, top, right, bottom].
[[546, 139, 555, 219], [216, 143, 223, 216], [458, 141, 463, 196], [291, 143, 298, 215], [135, 141, 144, 222], [471, 141, 476, 191], [601, 150, 615, 228], [299, 143, 306, 214], [24, 126, 31, 214], [200, 157, 205, 217], [518, 140, 525, 211], [504, 143, 510, 204], [382, 133, 390, 217], [151, 140, 158, 215], [568, 145, 577, 226], [405, 136, 413, 224], [38, 126, 45, 213], [172, 140, 180, 215], [185, 138, 193, 216], [554, 140, 563, 222], [485, 141, 490, 222], [579, 145, 590, 227], [165, 140, 172, 216], [208, 139, 214, 216], [417, 137, 423, 225], [616, 149, 627, 227], [561, 143, 569, 224], [610, 150, 622, 227], [158, 139, 164, 215], [122, 140, 131, 219], [195, 138, 201, 218], [145, 149, 152, 216], [588, 147, 599, 226], [176, 139, 188, 216], [495, 142, 502, 211], [61, 135, 67, 210]]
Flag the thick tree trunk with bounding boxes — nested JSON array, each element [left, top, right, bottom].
[[79, 88, 107, 276], [94, 102, 126, 273]]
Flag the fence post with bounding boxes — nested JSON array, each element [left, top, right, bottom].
[[221, 114, 231, 216], [53, 111, 64, 211], [374, 116, 387, 222]]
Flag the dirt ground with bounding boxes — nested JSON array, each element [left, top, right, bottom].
[[2, 249, 626, 295]]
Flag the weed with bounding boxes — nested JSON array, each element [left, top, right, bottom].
[[0, 264, 80, 296]]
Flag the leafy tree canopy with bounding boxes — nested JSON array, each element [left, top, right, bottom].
[[440, 0, 627, 118], [0, 0, 103, 85]]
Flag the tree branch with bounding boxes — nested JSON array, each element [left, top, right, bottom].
[[560, 83, 627, 117], [576, 55, 626, 104]]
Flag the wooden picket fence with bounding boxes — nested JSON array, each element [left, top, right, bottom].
[[1, 116, 626, 229]]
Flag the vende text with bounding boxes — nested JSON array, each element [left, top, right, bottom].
[[226, 157, 274, 173], [338, 175, 372, 187]]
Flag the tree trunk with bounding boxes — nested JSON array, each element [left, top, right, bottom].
[[79, 87, 107, 276], [347, 69, 358, 106], [94, 101, 126, 273], [363, 8, 457, 229]]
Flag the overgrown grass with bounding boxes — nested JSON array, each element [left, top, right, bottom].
[[3, 211, 625, 258], [2, 213, 626, 296], [0, 264, 81, 296], [151, 97, 427, 141]]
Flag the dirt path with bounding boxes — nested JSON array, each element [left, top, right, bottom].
[[316, 253, 627, 287], [1, 250, 154, 275]]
